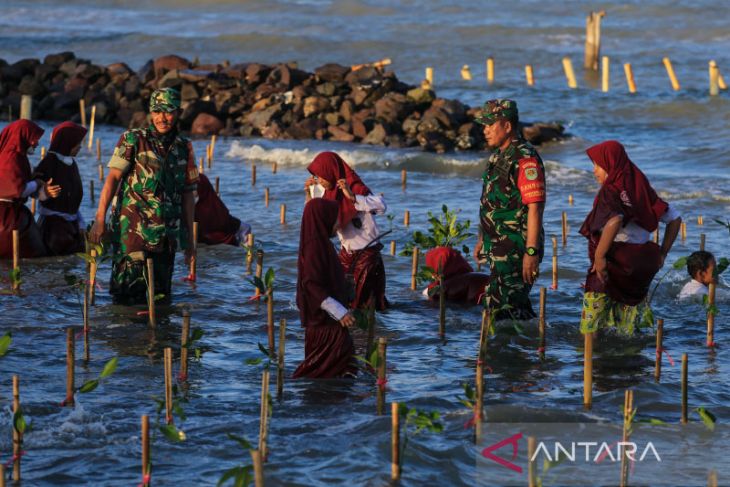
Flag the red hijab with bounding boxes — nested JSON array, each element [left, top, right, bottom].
[[194, 173, 241, 245], [580, 140, 668, 236], [49, 121, 87, 156], [0, 120, 44, 199], [297, 198, 347, 327], [425, 247, 473, 279], [307, 151, 371, 228]]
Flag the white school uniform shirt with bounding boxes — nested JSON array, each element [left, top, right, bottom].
[[613, 204, 680, 244], [336, 194, 387, 253], [678, 279, 709, 300]]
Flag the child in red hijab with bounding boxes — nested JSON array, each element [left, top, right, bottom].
[[194, 173, 250, 246], [305, 151, 387, 311], [0, 120, 60, 258], [422, 246, 491, 305], [32, 121, 87, 255], [579, 141, 681, 335], [293, 198, 357, 378]]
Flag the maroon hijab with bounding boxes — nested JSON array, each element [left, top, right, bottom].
[[307, 151, 371, 228], [195, 173, 241, 245], [580, 140, 668, 237], [297, 198, 347, 327], [0, 120, 44, 199], [49, 121, 87, 156]]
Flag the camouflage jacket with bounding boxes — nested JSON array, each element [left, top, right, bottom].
[[108, 125, 198, 255], [479, 136, 546, 258]]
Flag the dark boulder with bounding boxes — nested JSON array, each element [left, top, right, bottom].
[[153, 55, 191, 78], [191, 113, 225, 135], [43, 52, 75, 68], [314, 63, 350, 83]]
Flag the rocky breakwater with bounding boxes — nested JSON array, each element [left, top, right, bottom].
[[0, 52, 566, 153]]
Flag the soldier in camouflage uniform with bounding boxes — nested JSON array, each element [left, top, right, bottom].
[[473, 100, 546, 320], [89, 88, 199, 305]]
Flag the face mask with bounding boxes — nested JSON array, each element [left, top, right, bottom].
[[27, 146, 36, 155], [309, 183, 326, 199]]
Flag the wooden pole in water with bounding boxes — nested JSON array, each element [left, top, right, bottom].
[[266, 288, 275, 358], [40, 146, 46, 159], [0, 465, 5, 487], [264, 187, 269, 207], [525, 65, 534, 86], [410, 247, 419, 291], [198, 156, 204, 175], [568, 194, 574, 205], [654, 228, 660, 244], [584, 332, 593, 410], [663, 57, 681, 91], [562, 57, 577, 89], [680, 222, 687, 242], [258, 369, 270, 461], [215, 176, 220, 195], [12, 230, 20, 293], [96, 138, 101, 162], [391, 402, 400, 481], [146, 258, 156, 327], [620, 389, 634, 487], [20, 95, 32, 120], [254, 250, 264, 298], [708, 470, 718, 487], [30, 197, 36, 216], [709, 60, 720, 96], [65, 327, 75, 407], [538, 287, 546, 357], [707, 283, 716, 347], [460, 64, 472, 81], [551, 236, 558, 290], [87, 105, 96, 150], [90, 180, 95, 203], [376, 337, 387, 415], [655, 318, 664, 382], [277, 318, 286, 398], [83, 280, 90, 361], [164, 347, 173, 424], [89, 249, 98, 305], [601, 56, 610, 92], [206, 144, 212, 169], [561, 211, 568, 246], [425, 67, 433, 85], [681, 353, 688, 424], [700, 233, 706, 251], [280, 204, 286, 224], [180, 310, 191, 381], [528, 436, 537, 487], [246, 233, 255, 275], [12, 375, 21, 482], [584, 11, 604, 71], [98, 163, 104, 181], [486, 57, 494, 84], [272, 161, 278, 174], [141, 415, 150, 487], [251, 164, 257, 186], [250, 450, 264, 487], [401, 169, 407, 190], [390, 240, 396, 256], [79, 98, 87, 128], [210, 134, 217, 160], [624, 63, 637, 93], [190, 221, 198, 281], [403, 210, 410, 227], [698, 215, 704, 226]]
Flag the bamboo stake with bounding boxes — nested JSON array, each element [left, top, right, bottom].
[[538, 287, 546, 357], [246, 233, 255, 275], [681, 221, 687, 242], [584, 332, 593, 410], [698, 215, 704, 225], [403, 210, 410, 227], [198, 155, 204, 174], [215, 176, 220, 195], [525, 65, 534, 86], [391, 402, 400, 481], [708, 470, 718, 487], [584, 11, 604, 70], [0, 465, 5, 487], [141, 415, 150, 487], [700, 233, 706, 251], [146, 258, 156, 327], [709, 60, 720, 96], [486, 57, 494, 84], [620, 389, 634, 487], [164, 347, 173, 424], [266, 288, 275, 358], [277, 318, 286, 398], [79, 99, 87, 127], [190, 221, 198, 281], [624, 63, 637, 93], [258, 369, 270, 460], [66, 328, 75, 406], [12, 375, 21, 482], [89, 248, 98, 305], [83, 279, 90, 361], [90, 180, 95, 203], [551, 236, 558, 290], [410, 247, 419, 291], [280, 204, 286, 224], [20, 95, 32, 120], [98, 163, 104, 181], [390, 240, 396, 256], [568, 194, 574, 205], [601, 56, 610, 92], [206, 144, 212, 169], [254, 250, 264, 298], [655, 318, 664, 382], [562, 57, 577, 89], [376, 337, 387, 415], [40, 146, 46, 159], [401, 169, 407, 190], [460, 64, 472, 81], [425, 67, 433, 85], [87, 105, 96, 150], [250, 450, 264, 487], [561, 211, 568, 246], [30, 197, 36, 216], [663, 57, 681, 91], [528, 436, 537, 487], [264, 187, 269, 207], [707, 283, 716, 347], [181, 310, 191, 381], [96, 138, 101, 162], [719, 71, 728, 90], [654, 228, 660, 244], [681, 353, 688, 424], [12, 230, 19, 293], [210, 135, 216, 160], [272, 161, 277, 174], [252, 164, 257, 186]]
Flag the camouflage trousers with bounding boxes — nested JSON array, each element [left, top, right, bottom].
[[485, 250, 536, 321], [109, 249, 175, 306]]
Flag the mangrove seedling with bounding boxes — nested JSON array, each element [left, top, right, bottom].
[[217, 433, 254, 487], [249, 267, 275, 301], [400, 205, 473, 257], [154, 386, 188, 443], [76, 356, 119, 394], [0, 331, 11, 357], [396, 403, 444, 474]]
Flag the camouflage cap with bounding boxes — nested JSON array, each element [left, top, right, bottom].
[[474, 99, 518, 125], [149, 87, 181, 113]]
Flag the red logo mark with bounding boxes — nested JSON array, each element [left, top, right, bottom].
[[481, 432, 523, 473]]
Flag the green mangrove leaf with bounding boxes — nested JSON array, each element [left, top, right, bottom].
[[696, 407, 716, 431], [0, 331, 11, 357], [78, 379, 99, 393], [99, 356, 119, 379], [159, 424, 186, 442]]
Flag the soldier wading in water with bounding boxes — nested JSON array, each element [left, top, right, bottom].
[[89, 88, 199, 305], [473, 99, 546, 320]]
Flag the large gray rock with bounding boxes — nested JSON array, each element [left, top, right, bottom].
[[314, 63, 350, 83]]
